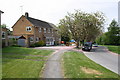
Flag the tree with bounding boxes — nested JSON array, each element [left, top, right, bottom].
[[107, 19, 120, 45], [1, 24, 12, 35], [96, 19, 120, 45], [0, 24, 7, 28], [58, 21, 71, 43], [58, 10, 105, 48]]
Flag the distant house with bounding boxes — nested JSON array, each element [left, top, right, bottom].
[[2, 27, 9, 47], [12, 12, 60, 47]]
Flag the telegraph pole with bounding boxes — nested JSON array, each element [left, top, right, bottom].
[[118, 1, 120, 26], [0, 10, 4, 26]]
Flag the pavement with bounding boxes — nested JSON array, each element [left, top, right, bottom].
[[34, 46, 74, 78], [83, 46, 120, 75]]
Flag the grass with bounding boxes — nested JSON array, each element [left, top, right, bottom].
[[103, 45, 120, 54], [62, 51, 119, 78], [2, 47, 53, 78]]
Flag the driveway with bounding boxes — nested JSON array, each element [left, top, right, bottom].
[[34, 46, 74, 78], [83, 46, 120, 75]]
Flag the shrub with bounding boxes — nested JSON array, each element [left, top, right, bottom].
[[30, 41, 45, 47], [11, 44, 21, 47], [30, 44, 35, 47]]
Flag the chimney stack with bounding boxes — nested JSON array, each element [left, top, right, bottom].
[[25, 12, 29, 18]]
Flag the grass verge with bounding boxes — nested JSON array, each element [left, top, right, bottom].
[[2, 47, 53, 78], [62, 51, 119, 78], [103, 45, 120, 54]]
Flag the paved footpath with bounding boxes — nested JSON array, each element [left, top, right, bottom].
[[83, 46, 120, 75], [34, 46, 74, 78]]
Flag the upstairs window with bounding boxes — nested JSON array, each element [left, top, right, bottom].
[[51, 29, 53, 33], [26, 26, 32, 31], [48, 28, 50, 33], [44, 28, 46, 33], [39, 28, 42, 32]]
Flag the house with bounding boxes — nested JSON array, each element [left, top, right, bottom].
[[2, 27, 9, 47], [12, 12, 60, 47]]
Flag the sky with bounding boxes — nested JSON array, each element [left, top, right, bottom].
[[0, 0, 119, 32]]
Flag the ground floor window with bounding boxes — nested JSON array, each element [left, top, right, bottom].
[[46, 37, 54, 45], [2, 31, 5, 39], [30, 37, 33, 42], [36, 37, 39, 42]]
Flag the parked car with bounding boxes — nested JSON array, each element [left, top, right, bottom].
[[93, 43, 98, 47], [82, 42, 92, 51]]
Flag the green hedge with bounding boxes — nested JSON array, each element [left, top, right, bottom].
[[30, 41, 45, 47]]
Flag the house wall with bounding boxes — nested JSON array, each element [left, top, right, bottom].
[[12, 16, 35, 47], [53, 29, 61, 45], [12, 16, 34, 36], [32, 27, 56, 45], [2, 28, 8, 47], [12, 15, 60, 47]]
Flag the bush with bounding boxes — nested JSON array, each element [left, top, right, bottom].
[[11, 44, 21, 47], [30, 44, 35, 47], [30, 41, 45, 47]]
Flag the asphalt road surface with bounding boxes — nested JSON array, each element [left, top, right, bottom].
[[83, 46, 120, 75]]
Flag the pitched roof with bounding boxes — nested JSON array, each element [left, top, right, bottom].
[[49, 23, 59, 31], [26, 16, 52, 28]]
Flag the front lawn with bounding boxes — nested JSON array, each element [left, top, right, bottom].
[[2, 47, 53, 78], [104, 45, 120, 54], [62, 51, 119, 78]]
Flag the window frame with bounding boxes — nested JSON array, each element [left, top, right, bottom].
[[39, 28, 42, 32], [51, 29, 53, 33], [36, 37, 39, 42], [48, 28, 50, 33], [26, 26, 32, 31], [44, 28, 46, 33], [2, 31, 5, 39], [30, 37, 34, 42]]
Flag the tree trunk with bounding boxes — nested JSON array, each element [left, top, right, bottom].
[[76, 41, 79, 48]]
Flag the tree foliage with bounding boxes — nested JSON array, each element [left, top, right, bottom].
[[96, 19, 120, 45], [58, 23, 71, 42], [58, 10, 105, 48], [1, 24, 12, 35], [0, 24, 8, 28]]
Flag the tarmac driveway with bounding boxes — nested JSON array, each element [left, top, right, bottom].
[[83, 46, 120, 75]]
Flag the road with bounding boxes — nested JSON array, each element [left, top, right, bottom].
[[83, 46, 120, 75]]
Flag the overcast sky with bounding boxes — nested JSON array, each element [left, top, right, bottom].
[[0, 0, 119, 31]]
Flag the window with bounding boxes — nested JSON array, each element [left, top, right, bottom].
[[51, 29, 53, 33], [56, 31, 58, 34], [39, 28, 42, 32], [30, 37, 33, 42], [48, 28, 50, 33], [26, 26, 32, 31], [2, 31, 5, 39], [36, 37, 39, 42], [44, 28, 46, 33]]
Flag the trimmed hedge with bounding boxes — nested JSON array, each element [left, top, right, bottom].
[[30, 41, 45, 47]]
